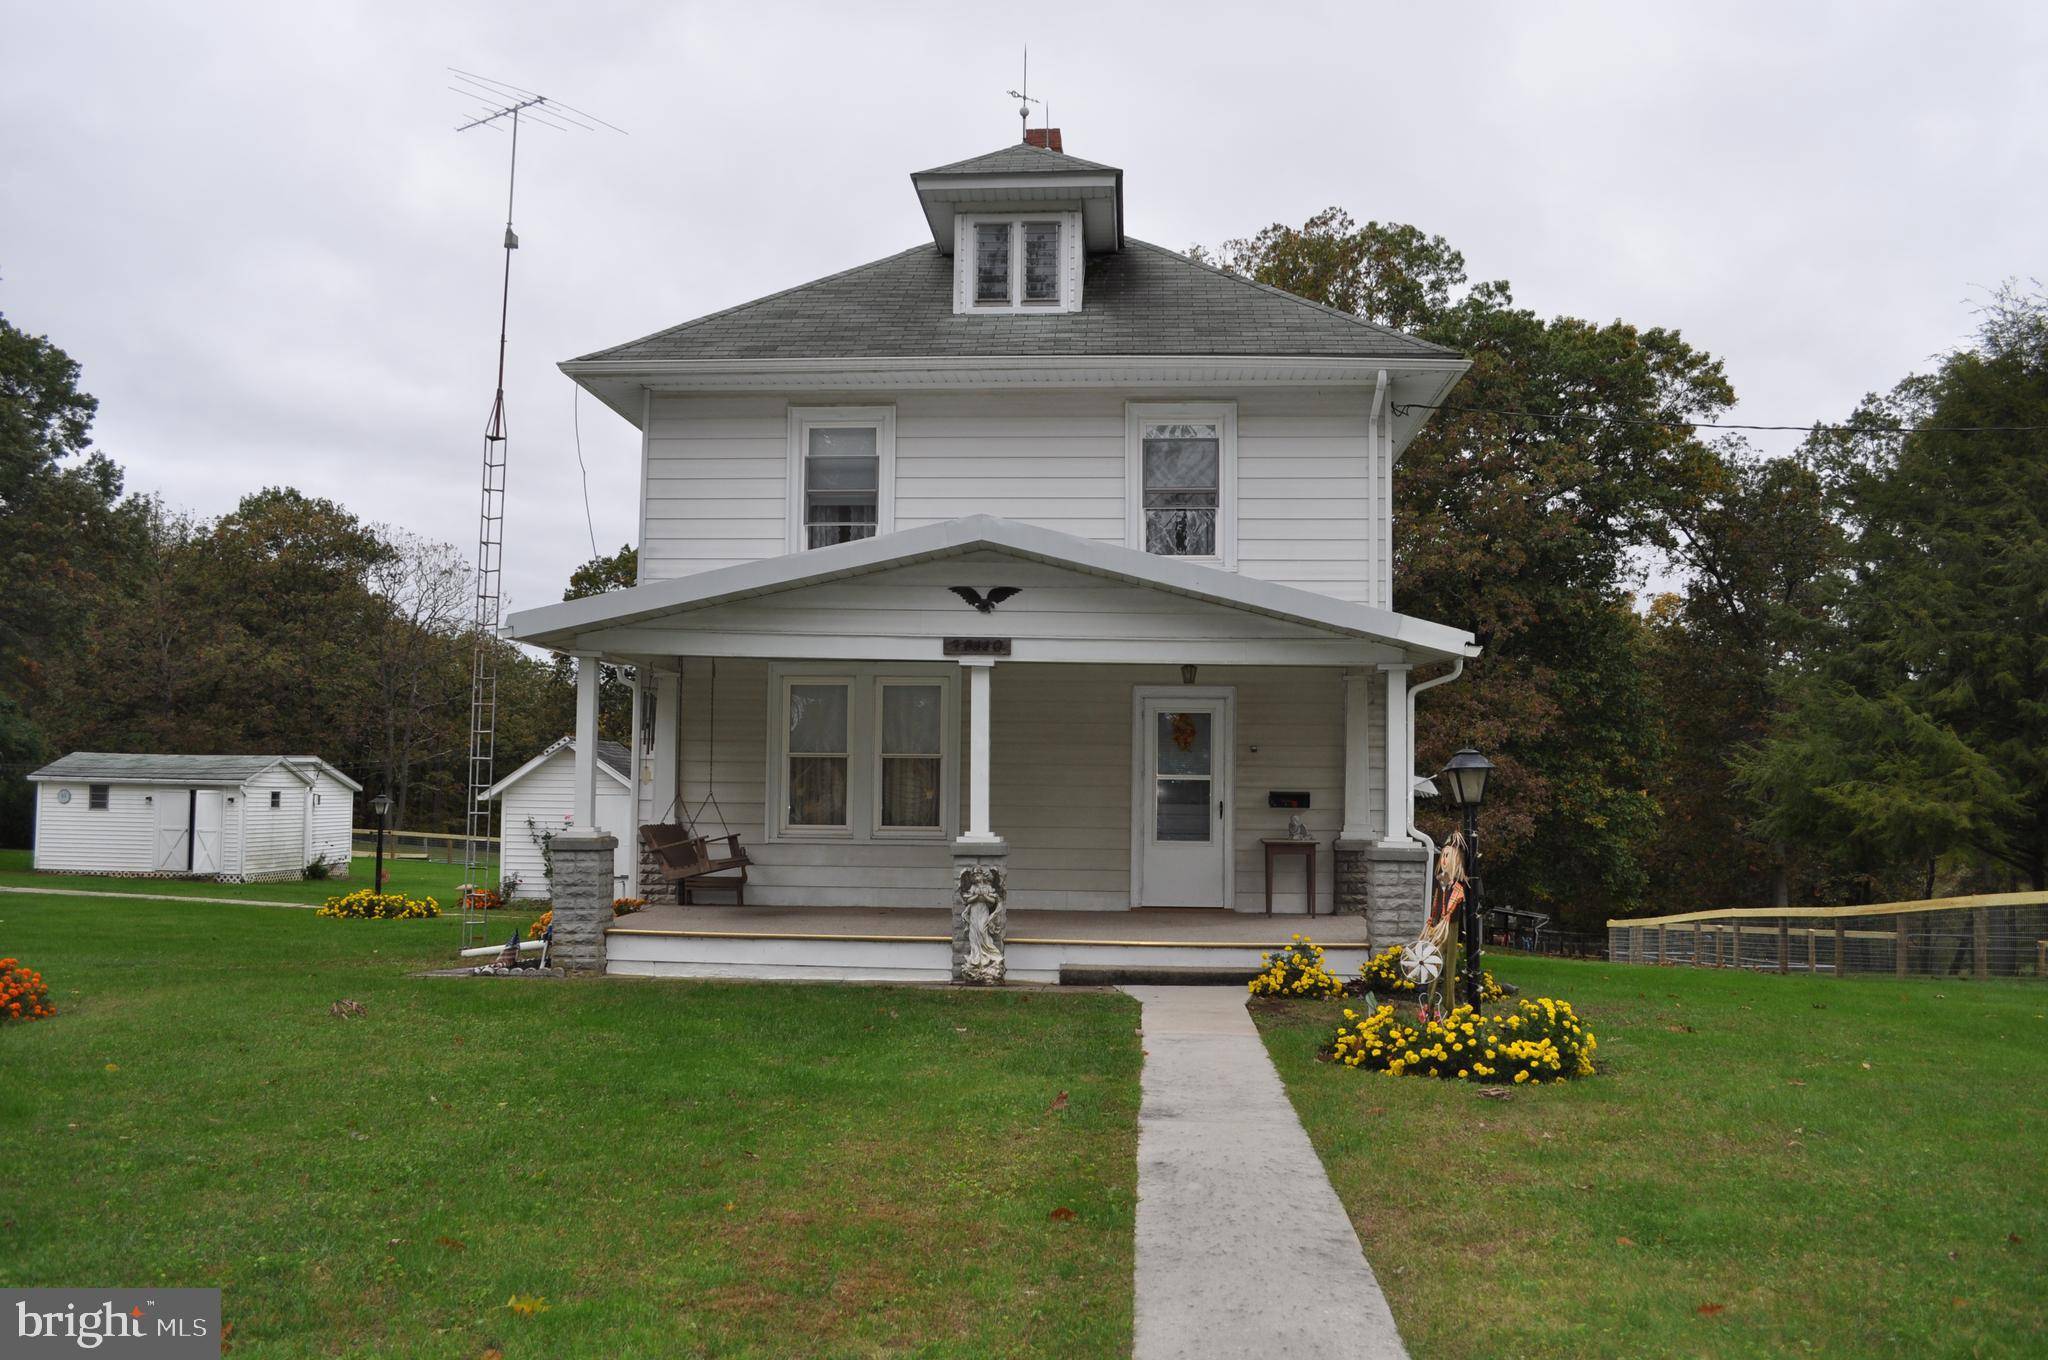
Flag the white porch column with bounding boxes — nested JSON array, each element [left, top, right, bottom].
[[958, 659, 999, 845], [573, 652, 600, 831], [1340, 669, 1375, 842], [1381, 664, 1412, 846], [626, 672, 644, 896], [651, 666, 681, 824]]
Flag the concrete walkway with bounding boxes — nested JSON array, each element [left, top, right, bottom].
[[1124, 985, 1407, 1360], [0, 884, 317, 909]]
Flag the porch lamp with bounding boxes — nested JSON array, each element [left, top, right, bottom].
[[369, 793, 393, 893], [1439, 748, 1495, 1007]]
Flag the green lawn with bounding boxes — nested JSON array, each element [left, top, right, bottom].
[[0, 893, 1141, 1357], [0, 848, 482, 906], [1255, 957, 2048, 1360]]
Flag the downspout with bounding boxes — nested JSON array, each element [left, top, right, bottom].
[[1403, 658, 1465, 924], [1368, 371, 1389, 612]]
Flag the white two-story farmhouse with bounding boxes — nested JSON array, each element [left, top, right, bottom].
[[507, 130, 1479, 982]]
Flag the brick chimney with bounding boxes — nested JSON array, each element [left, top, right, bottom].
[[1023, 127, 1063, 153]]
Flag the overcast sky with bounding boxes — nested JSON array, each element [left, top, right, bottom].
[[3, 1, 2042, 611]]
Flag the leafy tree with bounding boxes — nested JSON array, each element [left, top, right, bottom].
[[554, 544, 637, 743], [0, 310, 146, 699], [1200, 212, 1733, 926], [1740, 285, 2048, 889]]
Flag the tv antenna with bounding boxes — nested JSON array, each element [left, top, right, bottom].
[[1006, 47, 1040, 142], [447, 68, 623, 950]]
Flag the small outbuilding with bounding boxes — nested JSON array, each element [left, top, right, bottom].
[[27, 753, 361, 882], [482, 737, 634, 899]]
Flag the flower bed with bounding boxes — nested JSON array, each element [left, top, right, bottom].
[[1352, 944, 1507, 1002], [1331, 996, 1597, 1083], [316, 889, 441, 920], [612, 897, 646, 916], [1, 957, 55, 1024], [528, 910, 552, 939], [1247, 936, 1344, 999]]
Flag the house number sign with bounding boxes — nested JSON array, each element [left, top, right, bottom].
[[943, 637, 1012, 657]]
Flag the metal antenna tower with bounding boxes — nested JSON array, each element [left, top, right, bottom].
[[449, 69, 622, 950]]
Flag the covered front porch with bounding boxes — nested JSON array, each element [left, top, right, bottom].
[[505, 517, 1477, 980], [606, 903, 1377, 983]]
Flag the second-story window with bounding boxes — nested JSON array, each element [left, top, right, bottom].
[[788, 407, 896, 552], [1127, 403, 1238, 567]]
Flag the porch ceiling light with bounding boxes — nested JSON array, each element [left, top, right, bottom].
[[1180, 664, 1198, 685], [1439, 748, 1494, 809]]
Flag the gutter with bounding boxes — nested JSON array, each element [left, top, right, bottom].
[[1402, 658, 1466, 927]]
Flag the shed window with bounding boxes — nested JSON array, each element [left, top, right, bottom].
[[88, 784, 109, 810], [270, 790, 282, 809]]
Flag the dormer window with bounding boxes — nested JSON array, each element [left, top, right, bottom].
[[954, 213, 1082, 313]]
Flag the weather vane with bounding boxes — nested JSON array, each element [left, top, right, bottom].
[[1006, 46, 1039, 141]]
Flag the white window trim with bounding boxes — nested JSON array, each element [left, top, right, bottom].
[[870, 675, 960, 841], [1126, 401, 1239, 570], [952, 212, 1084, 314], [771, 671, 856, 838], [786, 406, 896, 554], [764, 663, 958, 845]]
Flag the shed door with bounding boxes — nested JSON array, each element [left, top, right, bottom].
[[1136, 694, 1233, 908], [191, 790, 224, 875], [155, 793, 191, 871]]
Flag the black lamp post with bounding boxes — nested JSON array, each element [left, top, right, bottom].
[[369, 794, 393, 893], [1440, 748, 1495, 1008]]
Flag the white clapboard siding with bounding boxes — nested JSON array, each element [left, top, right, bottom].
[[310, 776, 354, 874], [240, 767, 310, 881], [640, 388, 1383, 603], [495, 747, 633, 899], [32, 782, 160, 873], [673, 659, 1379, 912]]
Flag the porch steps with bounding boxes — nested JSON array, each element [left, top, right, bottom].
[[1059, 963, 1260, 987]]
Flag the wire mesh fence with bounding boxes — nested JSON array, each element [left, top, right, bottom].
[[1608, 892, 2048, 980], [349, 828, 499, 871]]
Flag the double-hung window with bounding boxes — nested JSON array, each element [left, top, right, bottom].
[[770, 667, 956, 841], [876, 681, 944, 833], [788, 407, 895, 552], [783, 679, 852, 831], [957, 214, 1080, 312], [1128, 403, 1237, 566]]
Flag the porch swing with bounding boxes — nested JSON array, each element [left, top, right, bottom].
[[640, 660, 752, 906]]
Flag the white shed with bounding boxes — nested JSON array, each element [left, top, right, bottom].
[[482, 737, 634, 899], [26, 753, 362, 882]]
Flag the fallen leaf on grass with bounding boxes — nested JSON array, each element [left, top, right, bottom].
[[1616, 1237, 1636, 1247], [103, 1063, 120, 1073], [1697, 1303, 1726, 1316], [1477, 1087, 1513, 1100], [1951, 1298, 1968, 1309], [329, 999, 366, 1019], [1048, 1091, 1069, 1113], [505, 1294, 548, 1317], [479, 1350, 502, 1360], [1787, 1079, 1807, 1087], [1049, 1206, 1077, 1222], [2009, 1234, 2024, 1244], [1860, 1062, 1872, 1070], [435, 1237, 466, 1252]]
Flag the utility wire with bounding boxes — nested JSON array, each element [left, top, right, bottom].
[[571, 385, 599, 558], [1390, 403, 2048, 436]]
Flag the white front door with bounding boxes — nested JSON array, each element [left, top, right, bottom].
[[191, 790, 224, 875], [1135, 690, 1233, 908]]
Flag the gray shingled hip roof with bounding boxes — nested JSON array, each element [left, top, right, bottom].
[[913, 143, 1119, 176], [569, 240, 1457, 366]]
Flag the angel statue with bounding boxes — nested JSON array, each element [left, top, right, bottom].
[[956, 864, 1009, 985]]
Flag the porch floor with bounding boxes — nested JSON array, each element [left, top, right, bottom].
[[610, 904, 1372, 946], [604, 905, 1376, 984]]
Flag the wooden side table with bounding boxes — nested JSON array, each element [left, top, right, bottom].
[[1261, 837, 1318, 917]]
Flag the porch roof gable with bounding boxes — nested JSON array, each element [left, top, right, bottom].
[[505, 516, 1479, 661]]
